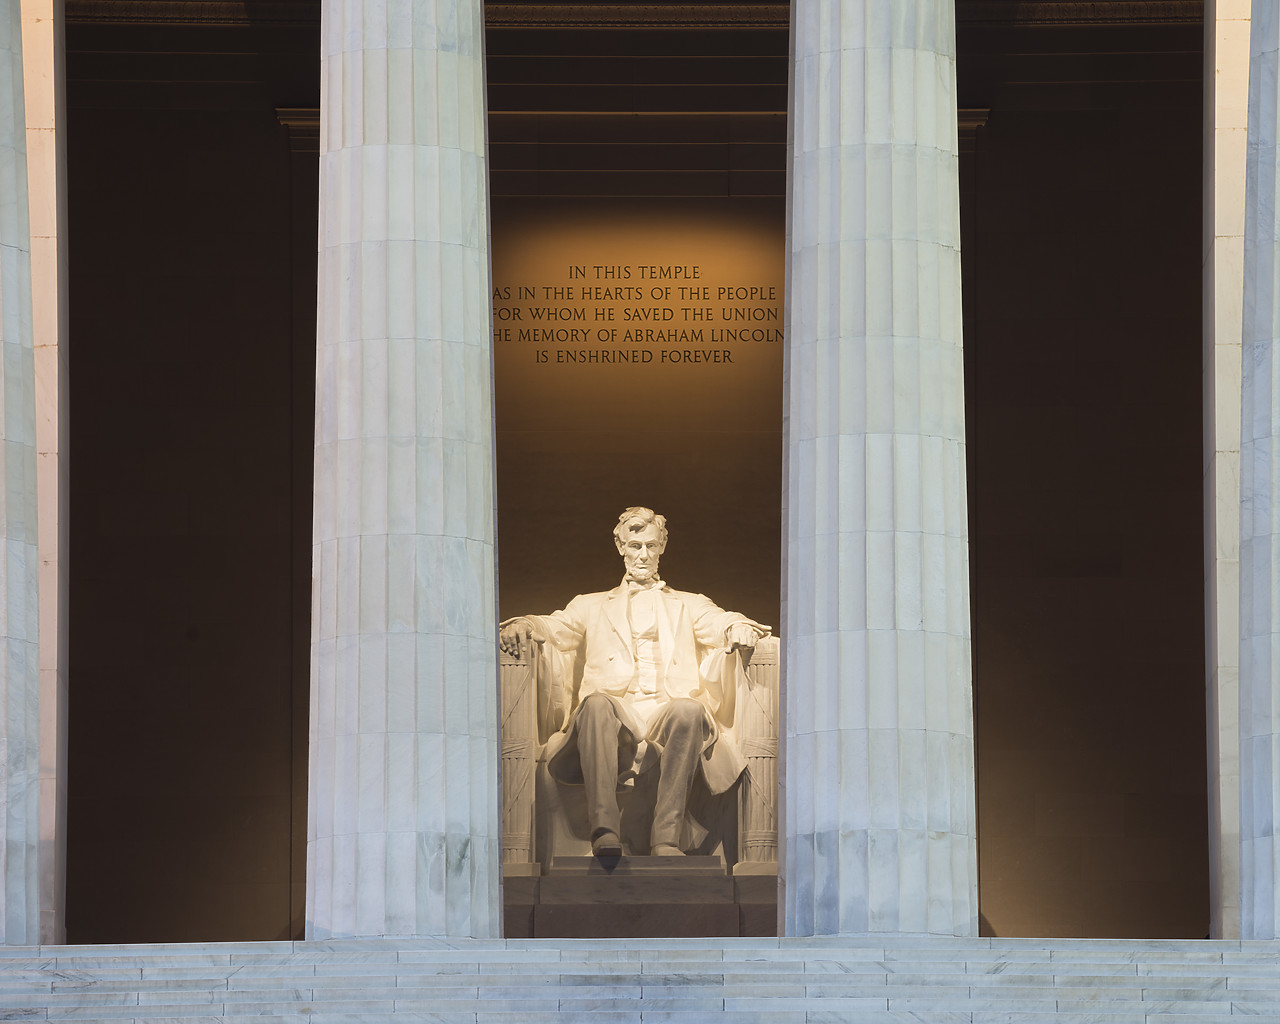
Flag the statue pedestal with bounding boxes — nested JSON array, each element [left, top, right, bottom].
[[503, 857, 777, 938]]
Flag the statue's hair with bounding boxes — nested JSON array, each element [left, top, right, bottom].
[[614, 506, 667, 548]]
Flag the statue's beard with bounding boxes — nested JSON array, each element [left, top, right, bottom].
[[626, 562, 659, 582]]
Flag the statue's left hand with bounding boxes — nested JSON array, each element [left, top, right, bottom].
[[727, 623, 761, 651]]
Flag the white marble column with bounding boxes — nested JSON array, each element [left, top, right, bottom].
[[1240, 0, 1280, 941], [1204, 0, 1248, 941], [783, 0, 977, 936], [308, 0, 500, 938], [20, 0, 66, 945], [0, 0, 40, 946]]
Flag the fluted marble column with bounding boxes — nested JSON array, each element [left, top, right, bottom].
[[1240, 0, 1280, 941], [0, 0, 40, 945], [784, 0, 977, 936], [308, 0, 499, 938], [21, 0, 67, 945], [1204, 0, 1248, 941]]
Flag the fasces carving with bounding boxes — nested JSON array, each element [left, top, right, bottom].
[[735, 639, 778, 869], [499, 508, 776, 865], [501, 664, 538, 868]]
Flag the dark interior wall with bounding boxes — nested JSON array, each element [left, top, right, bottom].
[[486, 10, 789, 629], [957, 12, 1208, 937], [491, 196, 785, 627], [64, 9, 317, 942]]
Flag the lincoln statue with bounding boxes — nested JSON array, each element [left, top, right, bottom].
[[499, 507, 770, 858]]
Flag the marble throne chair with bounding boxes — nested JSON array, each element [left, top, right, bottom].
[[499, 636, 779, 875]]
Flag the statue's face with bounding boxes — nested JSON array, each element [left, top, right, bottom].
[[617, 523, 665, 582]]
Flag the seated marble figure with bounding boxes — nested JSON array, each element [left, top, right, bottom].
[[499, 506, 769, 858]]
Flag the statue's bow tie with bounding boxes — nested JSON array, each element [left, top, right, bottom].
[[626, 578, 664, 592]]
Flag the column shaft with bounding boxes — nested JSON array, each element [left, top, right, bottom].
[[20, 0, 66, 945], [783, 0, 977, 936], [1204, 0, 1248, 941], [0, 0, 40, 946], [1240, 0, 1280, 941], [308, 0, 500, 939]]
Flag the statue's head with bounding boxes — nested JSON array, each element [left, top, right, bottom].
[[614, 506, 667, 583]]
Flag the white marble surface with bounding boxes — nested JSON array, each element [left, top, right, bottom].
[[1240, 0, 1280, 941], [0, 936, 1276, 1022], [0, 0, 40, 947], [1204, 0, 1250, 942], [308, 0, 500, 938], [783, 0, 977, 936], [19, 0, 65, 946]]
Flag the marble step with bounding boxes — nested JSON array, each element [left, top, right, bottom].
[[0, 937, 1275, 1022]]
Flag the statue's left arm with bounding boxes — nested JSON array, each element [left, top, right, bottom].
[[685, 592, 771, 651], [683, 593, 770, 729]]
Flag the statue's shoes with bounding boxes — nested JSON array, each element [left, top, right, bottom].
[[591, 830, 622, 857], [650, 844, 685, 856]]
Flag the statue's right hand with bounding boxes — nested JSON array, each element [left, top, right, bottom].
[[499, 618, 535, 658]]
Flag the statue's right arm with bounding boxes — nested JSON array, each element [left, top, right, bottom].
[[501, 602, 589, 741], [499, 598, 588, 658], [498, 617, 536, 658]]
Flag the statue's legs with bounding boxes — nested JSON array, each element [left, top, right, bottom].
[[576, 694, 624, 847], [649, 698, 705, 853], [576, 694, 706, 855]]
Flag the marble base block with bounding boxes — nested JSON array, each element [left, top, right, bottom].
[[503, 857, 778, 938]]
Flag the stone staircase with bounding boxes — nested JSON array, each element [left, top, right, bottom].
[[1, 936, 1277, 1022]]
